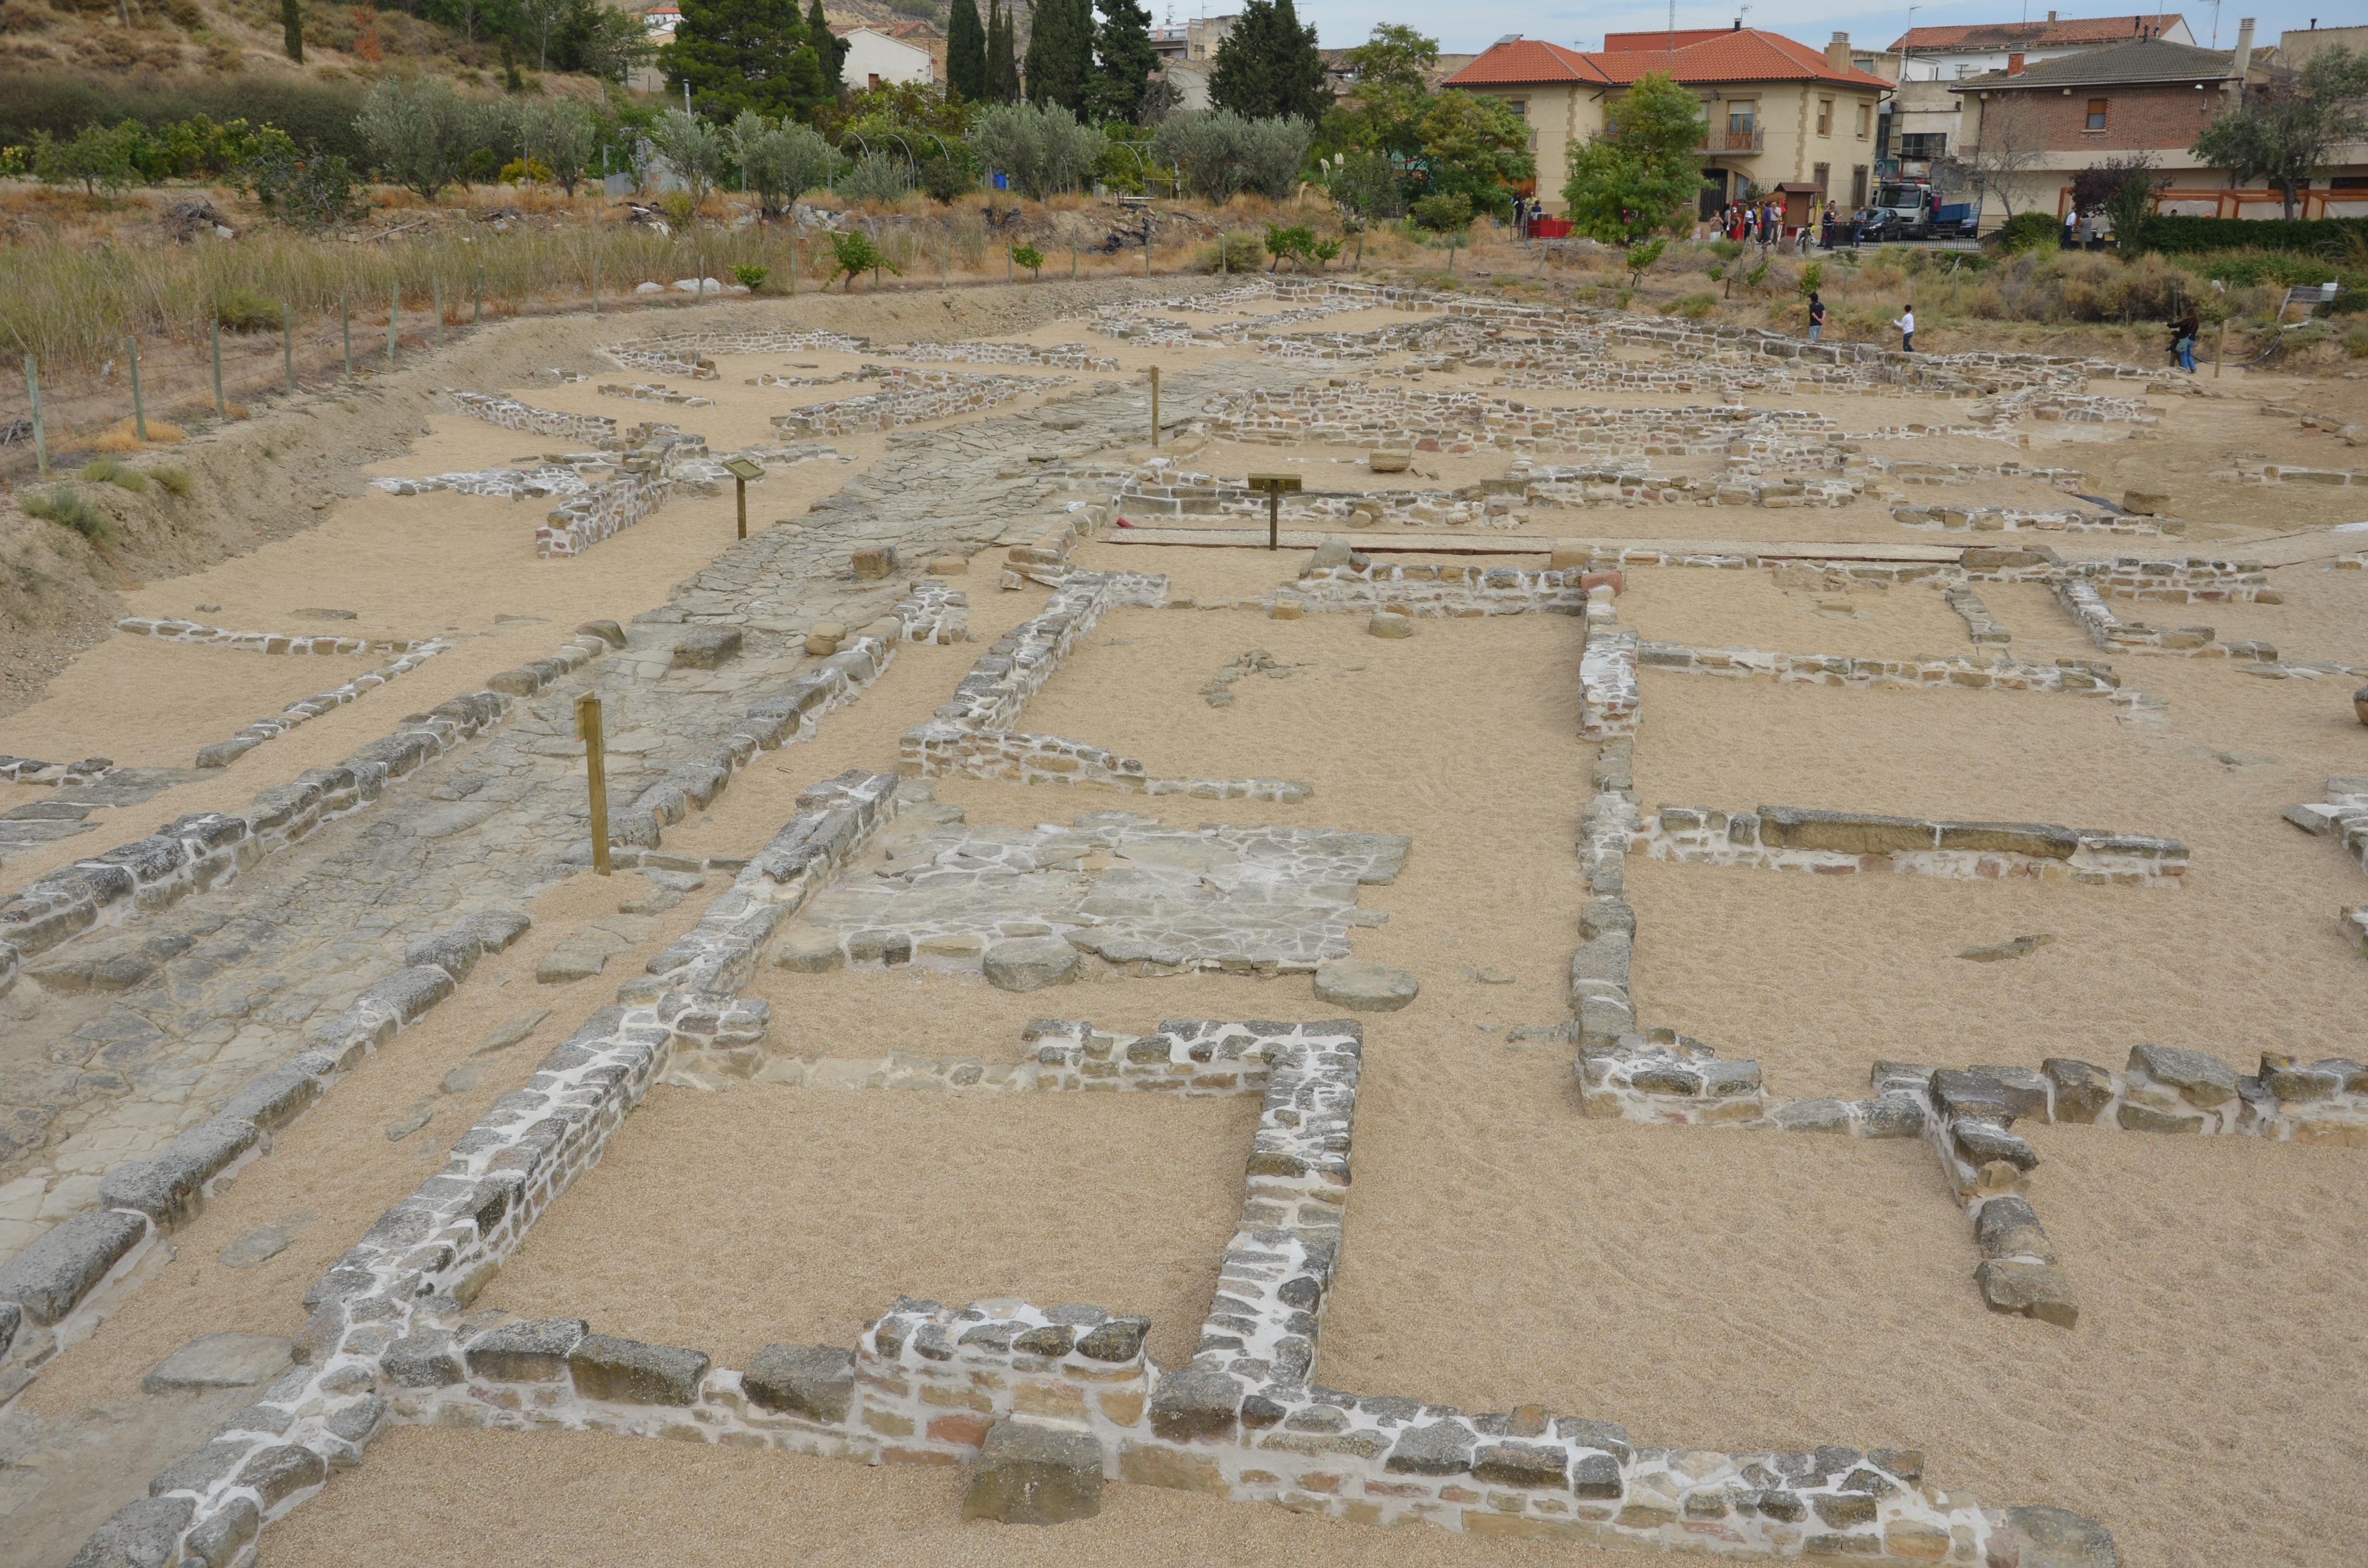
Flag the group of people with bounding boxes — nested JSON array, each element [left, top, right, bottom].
[[1508, 194, 1549, 237], [2061, 206, 2112, 250], [1714, 199, 1789, 249]]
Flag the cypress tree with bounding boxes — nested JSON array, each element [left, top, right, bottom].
[[669, 0, 817, 118], [808, 0, 849, 95], [988, 0, 1022, 103], [1088, 0, 1156, 125], [1023, 0, 1089, 112], [281, 0, 303, 62], [949, 0, 987, 102], [1209, 0, 1330, 121]]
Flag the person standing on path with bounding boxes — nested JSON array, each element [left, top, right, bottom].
[[1891, 304, 1915, 352], [2171, 303, 2200, 372], [2062, 207, 2080, 249], [1808, 291, 1826, 342]]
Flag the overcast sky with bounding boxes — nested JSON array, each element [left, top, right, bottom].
[[1257, 1, 2339, 57]]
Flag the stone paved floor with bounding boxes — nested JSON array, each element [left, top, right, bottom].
[[0, 359, 1305, 1270]]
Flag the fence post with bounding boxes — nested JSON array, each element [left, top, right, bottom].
[[576, 692, 611, 877], [1148, 364, 1159, 448], [282, 306, 295, 394], [23, 356, 46, 478], [211, 318, 225, 417], [388, 286, 398, 368], [342, 296, 352, 379], [474, 269, 483, 325], [432, 277, 444, 343], [127, 336, 147, 443], [592, 249, 600, 315], [1071, 246, 1077, 280]]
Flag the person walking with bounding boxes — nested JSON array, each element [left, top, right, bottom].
[[1808, 290, 1826, 342], [2171, 303, 2200, 373], [1891, 303, 1916, 352], [2062, 206, 2080, 249], [1821, 201, 1837, 250]]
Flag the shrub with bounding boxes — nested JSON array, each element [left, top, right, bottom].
[[1409, 192, 1472, 233], [22, 484, 110, 541], [1797, 261, 1824, 297], [30, 121, 145, 194], [970, 101, 1099, 200], [496, 156, 555, 186], [215, 288, 284, 331], [1674, 291, 1716, 320], [1321, 148, 1406, 220], [732, 263, 770, 290], [837, 150, 913, 205], [356, 77, 475, 201], [1011, 241, 1044, 279], [1624, 238, 1666, 284], [827, 229, 899, 290], [1153, 110, 1311, 203], [1992, 210, 2060, 254], [243, 143, 364, 231], [1197, 231, 1266, 272], [919, 155, 974, 203], [2139, 215, 2368, 257], [731, 112, 838, 217], [79, 456, 146, 491], [150, 465, 193, 496]]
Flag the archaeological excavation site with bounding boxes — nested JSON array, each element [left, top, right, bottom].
[[3, 274, 2367, 1568]]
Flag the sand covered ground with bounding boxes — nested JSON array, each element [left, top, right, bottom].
[[11, 277, 2368, 1568]]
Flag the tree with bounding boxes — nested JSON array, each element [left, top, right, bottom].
[[987, 0, 1022, 104], [731, 111, 838, 213], [649, 107, 728, 208], [826, 229, 899, 289], [2072, 151, 2166, 245], [1330, 22, 1433, 159], [1964, 90, 2044, 219], [1209, 0, 1330, 122], [281, 0, 303, 62], [809, 0, 849, 97], [357, 77, 475, 199], [1418, 89, 1533, 206], [949, 0, 987, 102], [518, 0, 569, 70], [666, 0, 826, 120], [1561, 72, 1704, 244], [2192, 46, 2368, 220], [524, 97, 596, 193], [562, 1, 658, 88], [1089, 0, 1157, 125], [1024, 0, 1092, 114], [970, 99, 1099, 196], [31, 122, 146, 195]]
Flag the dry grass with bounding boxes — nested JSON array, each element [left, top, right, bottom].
[[90, 418, 187, 452]]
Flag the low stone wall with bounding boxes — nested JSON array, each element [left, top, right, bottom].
[[2052, 579, 2275, 660], [0, 757, 113, 786], [1635, 641, 2123, 695], [1867, 459, 2090, 490], [603, 328, 867, 375], [1891, 504, 2178, 538], [113, 619, 441, 657], [446, 391, 617, 444], [2230, 460, 2368, 486], [1636, 804, 2189, 885], [1295, 559, 1612, 617], [771, 368, 1051, 438], [879, 340, 1119, 371], [2086, 554, 2272, 604], [538, 425, 710, 559], [596, 381, 715, 408], [1201, 385, 1839, 464], [195, 640, 456, 769], [1579, 603, 1638, 740], [1940, 587, 2011, 648]]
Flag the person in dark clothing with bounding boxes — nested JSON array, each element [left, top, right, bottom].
[[1807, 291, 1826, 342], [2171, 304, 2201, 372]]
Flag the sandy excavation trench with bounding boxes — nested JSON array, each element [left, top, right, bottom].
[[3, 273, 2367, 1568]]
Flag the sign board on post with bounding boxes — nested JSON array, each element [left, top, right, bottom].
[[1246, 472, 1303, 551], [722, 455, 765, 539]]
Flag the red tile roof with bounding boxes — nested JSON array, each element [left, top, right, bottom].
[[1602, 28, 1732, 51], [1443, 37, 1610, 86], [1887, 13, 2185, 50], [1446, 30, 1890, 91]]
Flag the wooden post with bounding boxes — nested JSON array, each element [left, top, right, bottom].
[[576, 692, 611, 877], [1071, 246, 1077, 280], [432, 278, 444, 343], [1148, 365, 1159, 448], [212, 318, 226, 416], [282, 306, 295, 394], [2214, 319, 2226, 378], [388, 287, 398, 367], [341, 296, 352, 378], [1248, 473, 1301, 550], [127, 336, 147, 443], [23, 356, 46, 477]]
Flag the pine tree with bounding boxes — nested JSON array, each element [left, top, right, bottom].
[[668, 0, 819, 118], [1023, 0, 1090, 112], [807, 0, 849, 95], [1088, 0, 1155, 125], [948, 0, 987, 102], [1209, 0, 1330, 121]]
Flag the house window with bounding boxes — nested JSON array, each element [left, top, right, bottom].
[[1728, 101, 1758, 133], [2333, 175, 2368, 190], [1817, 98, 1833, 135], [1898, 132, 1949, 160], [1506, 99, 1527, 116], [1855, 102, 1871, 138], [2085, 98, 2108, 130], [1850, 164, 1869, 206], [1813, 161, 1830, 193]]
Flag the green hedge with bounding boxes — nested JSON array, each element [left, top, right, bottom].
[[0, 73, 371, 160], [2135, 213, 2368, 255]]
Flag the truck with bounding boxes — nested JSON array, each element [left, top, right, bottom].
[[1866, 181, 1981, 242]]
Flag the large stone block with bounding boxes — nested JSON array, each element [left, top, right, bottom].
[[464, 1318, 587, 1382], [65, 1495, 194, 1568], [2041, 1058, 2114, 1124], [742, 1342, 855, 1423], [0, 1207, 148, 1324], [1757, 807, 1933, 856], [1993, 1505, 2121, 1567], [982, 936, 1079, 992], [141, 1333, 292, 1394], [1312, 959, 1418, 1012], [962, 1420, 1105, 1524], [2126, 1043, 2237, 1108], [1976, 1260, 2079, 1329], [567, 1334, 710, 1405]]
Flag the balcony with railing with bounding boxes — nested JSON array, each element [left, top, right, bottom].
[[1697, 126, 1766, 155]]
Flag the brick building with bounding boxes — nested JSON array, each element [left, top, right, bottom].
[[1444, 27, 1890, 220], [1951, 23, 2368, 220]]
